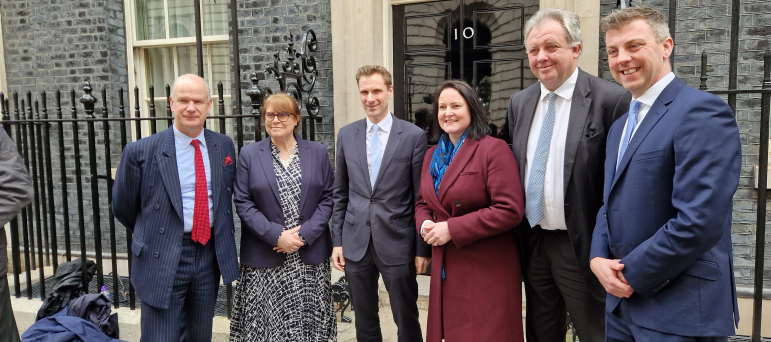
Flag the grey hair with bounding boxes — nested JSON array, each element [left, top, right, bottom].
[[170, 74, 212, 101], [524, 8, 583, 54], [601, 6, 671, 43]]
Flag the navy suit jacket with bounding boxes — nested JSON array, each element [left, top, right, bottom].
[[112, 127, 240, 309], [233, 137, 334, 268], [590, 77, 740, 336]]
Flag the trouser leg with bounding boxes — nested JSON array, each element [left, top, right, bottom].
[[372, 244, 422, 342], [345, 242, 383, 342]]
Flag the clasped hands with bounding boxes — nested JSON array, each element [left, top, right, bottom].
[[590, 257, 634, 298], [422, 221, 451, 247], [273, 226, 304, 253]]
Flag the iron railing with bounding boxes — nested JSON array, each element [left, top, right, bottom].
[[0, 76, 323, 317]]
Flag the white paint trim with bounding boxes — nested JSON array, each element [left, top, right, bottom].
[[390, 0, 443, 5], [0, 10, 7, 98]]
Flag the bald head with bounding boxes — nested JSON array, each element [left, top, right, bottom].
[[170, 74, 212, 137]]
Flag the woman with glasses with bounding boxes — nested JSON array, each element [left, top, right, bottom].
[[415, 80, 524, 342], [230, 93, 337, 341]]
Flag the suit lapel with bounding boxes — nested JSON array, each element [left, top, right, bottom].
[[297, 138, 311, 213], [437, 138, 479, 201], [611, 77, 683, 189], [373, 116, 404, 191], [157, 128, 184, 220], [354, 121, 372, 193], [205, 130, 222, 218], [258, 139, 281, 203], [563, 71, 592, 197], [514, 85, 540, 189], [421, 147, 451, 218]]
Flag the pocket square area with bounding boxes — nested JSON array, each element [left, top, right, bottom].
[[225, 156, 233, 165]]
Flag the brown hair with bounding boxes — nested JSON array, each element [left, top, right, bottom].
[[262, 93, 301, 135], [355, 65, 393, 88], [601, 6, 670, 43]]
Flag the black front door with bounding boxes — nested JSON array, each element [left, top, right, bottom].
[[393, 0, 538, 144]]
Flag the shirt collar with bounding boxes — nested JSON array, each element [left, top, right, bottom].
[[539, 67, 579, 102], [634, 72, 675, 108], [366, 112, 393, 134], [173, 125, 207, 150]]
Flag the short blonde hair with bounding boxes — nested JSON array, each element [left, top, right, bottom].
[[262, 93, 301, 135], [355, 65, 392, 88], [601, 6, 671, 43]]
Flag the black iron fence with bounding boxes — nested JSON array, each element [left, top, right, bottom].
[[0, 73, 323, 316]]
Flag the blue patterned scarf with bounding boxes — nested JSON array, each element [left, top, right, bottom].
[[430, 131, 468, 196]]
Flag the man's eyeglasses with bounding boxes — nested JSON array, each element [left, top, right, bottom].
[[265, 112, 291, 122]]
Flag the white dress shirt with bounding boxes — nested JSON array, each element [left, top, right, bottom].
[[523, 67, 579, 230], [366, 113, 392, 175], [173, 125, 213, 233], [616, 72, 676, 162]]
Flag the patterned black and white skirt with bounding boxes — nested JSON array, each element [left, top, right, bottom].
[[229, 252, 337, 342]]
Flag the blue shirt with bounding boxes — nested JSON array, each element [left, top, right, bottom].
[[173, 126, 213, 232]]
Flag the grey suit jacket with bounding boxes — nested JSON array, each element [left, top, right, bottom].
[[508, 69, 631, 301], [112, 127, 239, 309], [0, 127, 34, 274], [331, 115, 431, 265]]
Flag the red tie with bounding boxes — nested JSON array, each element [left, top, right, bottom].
[[190, 139, 210, 245]]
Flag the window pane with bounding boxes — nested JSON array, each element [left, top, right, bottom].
[[153, 99, 171, 131], [203, 0, 228, 36], [210, 43, 231, 97], [177, 45, 199, 76], [144, 47, 175, 91], [135, 0, 166, 40], [168, 0, 195, 38]]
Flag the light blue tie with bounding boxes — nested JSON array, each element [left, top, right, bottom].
[[525, 92, 557, 228], [370, 124, 382, 188], [616, 100, 642, 170]]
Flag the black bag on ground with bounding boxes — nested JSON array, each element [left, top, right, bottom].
[[36, 258, 97, 321]]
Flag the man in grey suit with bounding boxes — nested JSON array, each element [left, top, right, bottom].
[[0, 127, 33, 342], [507, 9, 631, 342], [331, 65, 430, 342], [113, 74, 239, 341]]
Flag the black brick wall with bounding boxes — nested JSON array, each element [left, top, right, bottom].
[[1, 0, 129, 256], [598, 0, 771, 289], [230, 0, 334, 156]]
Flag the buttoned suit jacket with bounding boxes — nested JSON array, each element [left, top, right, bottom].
[[233, 137, 334, 269], [112, 127, 239, 309], [590, 76, 740, 336], [331, 115, 431, 265], [508, 69, 631, 301]]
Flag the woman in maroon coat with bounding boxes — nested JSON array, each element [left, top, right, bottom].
[[415, 80, 525, 342]]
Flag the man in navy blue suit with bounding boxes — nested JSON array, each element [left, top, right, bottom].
[[113, 74, 239, 341], [590, 7, 740, 341]]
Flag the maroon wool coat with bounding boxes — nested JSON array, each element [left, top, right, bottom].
[[415, 135, 525, 342]]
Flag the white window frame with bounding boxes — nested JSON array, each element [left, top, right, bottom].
[[124, 0, 230, 139]]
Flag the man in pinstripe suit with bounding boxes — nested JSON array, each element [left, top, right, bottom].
[[113, 74, 239, 342]]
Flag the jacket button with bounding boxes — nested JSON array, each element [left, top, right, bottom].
[[299, 215, 304, 220], [154, 204, 160, 210], [610, 243, 615, 249], [432, 214, 437, 220], [455, 201, 461, 207], [159, 228, 165, 234], [154, 252, 160, 258], [366, 220, 371, 226], [604, 213, 607, 218], [370, 199, 375, 204]]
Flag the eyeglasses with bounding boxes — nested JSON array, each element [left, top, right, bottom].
[[265, 112, 292, 122]]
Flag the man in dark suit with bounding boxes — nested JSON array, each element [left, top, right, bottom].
[[0, 127, 34, 342], [591, 7, 740, 341], [507, 8, 630, 342], [331, 65, 430, 342], [113, 74, 239, 342]]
